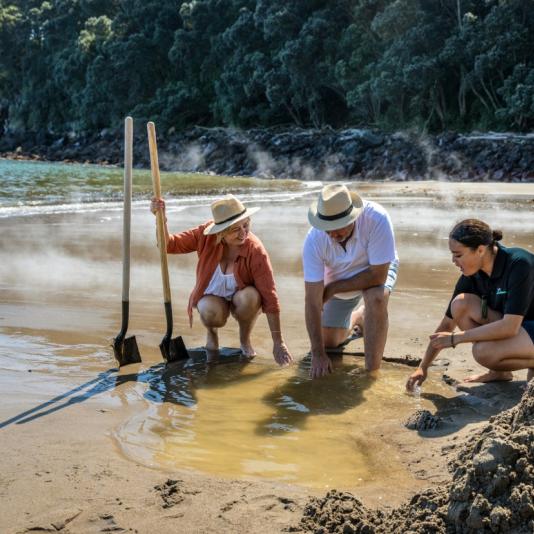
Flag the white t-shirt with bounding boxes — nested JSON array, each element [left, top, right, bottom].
[[302, 200, 398, 298]]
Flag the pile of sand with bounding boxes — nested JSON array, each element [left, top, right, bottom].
[[295, 382, 534, 533], [404, 409, 442, 431]]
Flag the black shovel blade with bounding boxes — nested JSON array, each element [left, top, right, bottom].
[[113, 335, 142, 367], [160, 335, 189, 363]]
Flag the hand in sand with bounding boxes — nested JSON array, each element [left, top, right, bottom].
[[406, 367, 427, 392], [273, 341, 292, 366], [310, 353, 332, 379], [429, 331, 454, 350]]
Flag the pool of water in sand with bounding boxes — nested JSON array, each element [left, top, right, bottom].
[[112, 355, 454, 490]]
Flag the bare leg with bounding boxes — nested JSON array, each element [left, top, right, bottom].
[[197, 295, 230, 351], [449, 293, 515, 382], [464, 327, 534, 383], [350, 304, 365, 336], [231, 286, 261, 356], [361, 286, 390, 371], [322, 297, 365, 349]]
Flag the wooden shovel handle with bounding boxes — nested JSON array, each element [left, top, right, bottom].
[[122, 116, 133, 303], [147, 122, 172, 304]]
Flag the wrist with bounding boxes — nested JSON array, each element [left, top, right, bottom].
[[270, 330, 282, 343], [451, 330, 464, 347]]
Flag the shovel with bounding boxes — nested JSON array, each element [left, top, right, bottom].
[[147, 121, 189, 363], [113, 116, 142, 366]]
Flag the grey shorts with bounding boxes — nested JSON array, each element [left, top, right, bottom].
[[322, 259, 399, 329]]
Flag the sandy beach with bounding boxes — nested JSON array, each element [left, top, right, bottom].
[[1, 179, 533, 533]]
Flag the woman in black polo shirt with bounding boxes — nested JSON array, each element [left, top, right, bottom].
[[407, 219, 534, 391]]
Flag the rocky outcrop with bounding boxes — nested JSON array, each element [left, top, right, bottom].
[[1, 127, 533, 182]]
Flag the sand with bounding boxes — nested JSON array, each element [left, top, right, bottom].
[[1, 181, 533, 533], [295, 382, 534, 533]]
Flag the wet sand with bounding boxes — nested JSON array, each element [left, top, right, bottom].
[[1, 181, 533, 533]]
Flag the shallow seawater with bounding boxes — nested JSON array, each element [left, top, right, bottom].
[[113, 355, 453, 490]]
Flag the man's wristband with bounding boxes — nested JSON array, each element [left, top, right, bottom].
[[450, 333, 456, 348]]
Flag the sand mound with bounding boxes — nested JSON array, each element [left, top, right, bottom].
[[296, 382, 534, 533], [404, 409, 442, 431], [298, 491, 383, 533]]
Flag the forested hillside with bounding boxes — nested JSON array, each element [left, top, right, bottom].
[[0, 0, 532, 134]]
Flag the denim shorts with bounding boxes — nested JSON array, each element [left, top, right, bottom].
[[522, 320, 534, 344], [322, 259, 399, 329]]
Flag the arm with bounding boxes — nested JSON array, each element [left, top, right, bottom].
[[150, 197, 204, 254], [430, 314, 524, 349], [305, 281, 332, 378], [266, 312, 292, 366], [323, 263, 389, 302], [406, 315, 456, 391]]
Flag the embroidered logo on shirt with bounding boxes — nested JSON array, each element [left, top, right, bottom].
[[496, 288, 507, 295]]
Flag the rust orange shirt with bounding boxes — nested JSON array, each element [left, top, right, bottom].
[[167, 221, 280, 325]]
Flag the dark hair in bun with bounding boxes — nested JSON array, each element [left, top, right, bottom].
[[450, 219, 503, 250]]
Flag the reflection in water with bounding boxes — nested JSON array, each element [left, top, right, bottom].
[[257, 357, 372, 435], [113, 356, 453, 490]]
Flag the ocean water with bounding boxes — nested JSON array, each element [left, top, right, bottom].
[[0, 158, 321, 217]]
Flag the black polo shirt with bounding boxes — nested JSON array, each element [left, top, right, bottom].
[[446, 244, 534, 320]]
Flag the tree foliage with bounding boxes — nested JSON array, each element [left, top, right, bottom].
[[0, 0, 533, 133]]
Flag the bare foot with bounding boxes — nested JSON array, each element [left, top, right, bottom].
[[205, 328, 219, 351], [463, 370, 513, 383], [240, 342, 257, 358]]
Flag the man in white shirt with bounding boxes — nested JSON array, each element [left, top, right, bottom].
[[303, 184, 399, 378]]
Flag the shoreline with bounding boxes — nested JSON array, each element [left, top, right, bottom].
[[2, 127, 534, 182]]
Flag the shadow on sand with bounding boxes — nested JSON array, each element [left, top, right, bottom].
[[254, 354, 374, 436], [0, 347, 268, 429]]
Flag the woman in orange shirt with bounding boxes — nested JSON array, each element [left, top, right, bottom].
[[151, 194, 292, 366]]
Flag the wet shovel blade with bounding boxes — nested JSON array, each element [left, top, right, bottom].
[[160, 336, 189, 363], [113, 335, 142, 366]]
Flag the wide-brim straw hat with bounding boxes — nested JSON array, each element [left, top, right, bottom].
[[203, 194, 260, 235], [308, 184, 363, 231]]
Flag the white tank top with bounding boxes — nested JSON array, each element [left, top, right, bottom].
[[204, 264, 237, 300]]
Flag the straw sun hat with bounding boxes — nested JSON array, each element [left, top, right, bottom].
[[308, 184, 363, 231], [203, 194, 261, 235]]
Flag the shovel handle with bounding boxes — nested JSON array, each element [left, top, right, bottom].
[[122, 116, 133, 303], [147, 121, 172, 304]]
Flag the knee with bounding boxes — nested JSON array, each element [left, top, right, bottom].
[[472, 341, 493, 366], [450, 293, 479, 320], [197, 299, 227, 327], [323, 328, 345, 348], [199, 307, 226, 327], [233, 286, 261, 313], [363, 286, 389, 312]]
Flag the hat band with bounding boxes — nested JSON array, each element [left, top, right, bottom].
[[317, 204, 354, 221], [215, 208, 247, 225]]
